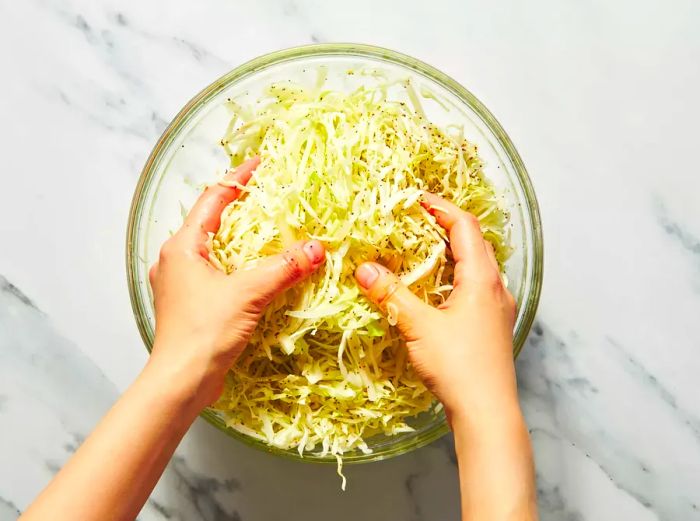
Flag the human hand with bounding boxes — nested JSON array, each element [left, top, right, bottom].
[[354, 192, 517, 424], [148, 157, 326, 407]]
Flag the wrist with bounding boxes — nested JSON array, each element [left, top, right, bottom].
[[143, 342, 225, 413], [440, 355, 520, 428], [449, 393, 525, 441]]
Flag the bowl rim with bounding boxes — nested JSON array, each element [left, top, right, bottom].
[[126, 42, 543, 464]]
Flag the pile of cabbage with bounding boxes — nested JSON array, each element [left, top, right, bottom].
[[208, 71, 510, 479]]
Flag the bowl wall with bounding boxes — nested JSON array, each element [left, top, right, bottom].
[[127, 44, 543, 463]]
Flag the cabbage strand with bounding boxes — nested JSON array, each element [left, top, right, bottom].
[[209, 74, 510, 467]]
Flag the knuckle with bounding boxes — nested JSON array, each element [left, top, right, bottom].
[[471, 269, 505, 299], [281, 251, 306, 281], [484, 269, 503, 290], [158, 239, 178, 261], [367, 272, 400, 306], [148, 264, 158, 284], [458, 211, 479, 227], [378, 280, 401, 307]]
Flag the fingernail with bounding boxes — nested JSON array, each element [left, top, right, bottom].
[[303, 240, 325, 264], [355, 263, 379, 288], [222, 170, 241, 186], [223, 156, 260, 182]]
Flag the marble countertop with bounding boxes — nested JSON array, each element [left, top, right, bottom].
[[2, 0, 699, 519]]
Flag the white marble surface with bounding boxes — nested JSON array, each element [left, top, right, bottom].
[[1, 0, 699, 519]]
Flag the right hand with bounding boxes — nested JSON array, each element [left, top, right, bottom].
[[354, 192, 518, 424]]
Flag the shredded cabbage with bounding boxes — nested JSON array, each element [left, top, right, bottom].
[[208, 71, 510, 482]]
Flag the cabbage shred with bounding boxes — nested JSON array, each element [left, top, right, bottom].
[[209, 73, 510, 469]]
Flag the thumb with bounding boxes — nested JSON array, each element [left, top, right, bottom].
[[240, 240, 326, 306], [355, 262, 431, 341]]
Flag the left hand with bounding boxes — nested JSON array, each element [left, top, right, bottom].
[[19, 156, 325, 521], [148, 157, 326, 407]]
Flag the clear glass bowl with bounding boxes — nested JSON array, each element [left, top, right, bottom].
[[126, 44, 543, 464]]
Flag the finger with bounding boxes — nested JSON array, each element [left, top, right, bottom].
[[420, 192, 494, 299], [420, 192, 490, 265], [355, 262, 430, 342], [238, 240, 326, 305], [180, 156, 260, 246], [148, 262, 159, 287], [484, 240, 499, 271]]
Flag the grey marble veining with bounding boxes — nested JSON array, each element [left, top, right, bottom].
[[1, 0, 699, 519]]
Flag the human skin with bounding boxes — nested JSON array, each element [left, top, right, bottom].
[[20, 158, 326, 521], [354, 191, 537, 521], [20, 162, 536, 521]]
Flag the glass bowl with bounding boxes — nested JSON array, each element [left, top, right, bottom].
[[126, 43, 543, 464]]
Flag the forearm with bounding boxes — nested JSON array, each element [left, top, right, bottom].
[[452, 398, 537, 521], [21, 359, 202, 521]]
